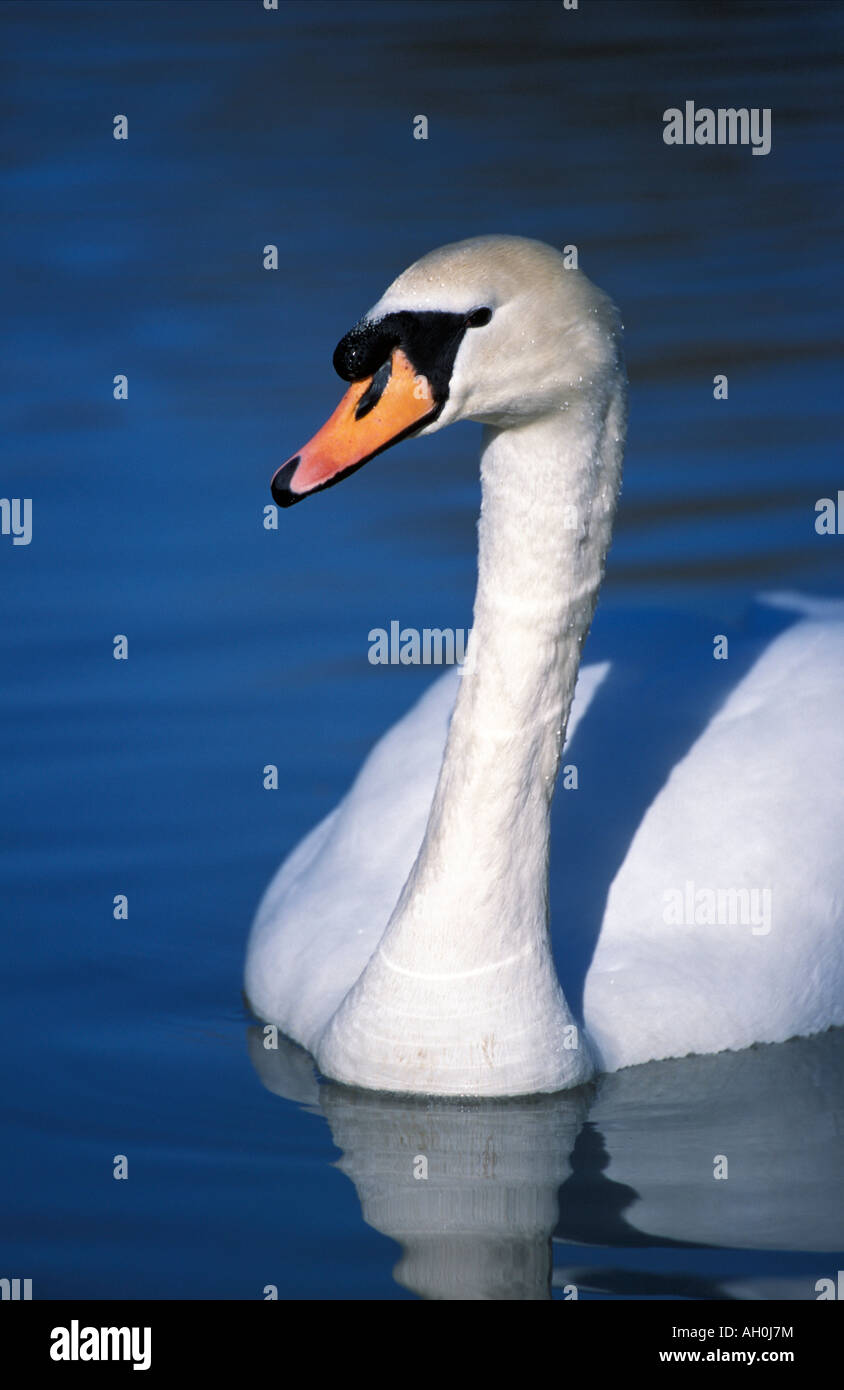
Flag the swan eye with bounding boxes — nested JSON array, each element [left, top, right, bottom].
[[466, 307, 493, 328]]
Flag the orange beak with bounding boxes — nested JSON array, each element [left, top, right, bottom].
[[271, 348, 437, 506]]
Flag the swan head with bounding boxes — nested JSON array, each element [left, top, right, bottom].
[[271, 234, 623, 506]]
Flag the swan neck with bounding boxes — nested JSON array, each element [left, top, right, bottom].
[[315, 391, 624, 1096], [390, 395, 624, 965]]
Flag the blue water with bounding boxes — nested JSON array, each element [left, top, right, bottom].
[[1, 0, 842, 1299]]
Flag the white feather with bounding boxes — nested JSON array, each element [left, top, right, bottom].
[[245, 236, 844, 1096]]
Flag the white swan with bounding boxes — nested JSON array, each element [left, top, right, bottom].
[[248, 1027, 844, 1299], [245, 234, 844, 1097]]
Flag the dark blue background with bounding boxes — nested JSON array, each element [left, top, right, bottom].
[[1, 0, 842, 1298]]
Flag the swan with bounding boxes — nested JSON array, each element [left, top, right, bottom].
[[249, 1027, 844, 1299], [245, 234, 844, 1097]]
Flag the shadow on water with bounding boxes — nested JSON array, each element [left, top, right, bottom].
[[247, 1024, 844, 1301], [550, 601, 796, 1019], [554, 1123, 714, 1251]]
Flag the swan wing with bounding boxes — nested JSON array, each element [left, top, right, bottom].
[[245, 669, 461, 1050], [586, 609, 844, 1070]]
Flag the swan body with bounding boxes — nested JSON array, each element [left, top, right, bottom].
[[245, 235, 844, 1097]]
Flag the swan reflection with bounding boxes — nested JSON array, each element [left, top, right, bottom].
[[248, 1026, 844, 1301]]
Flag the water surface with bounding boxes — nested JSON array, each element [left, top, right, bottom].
[[1, 0, 842, 1299]]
